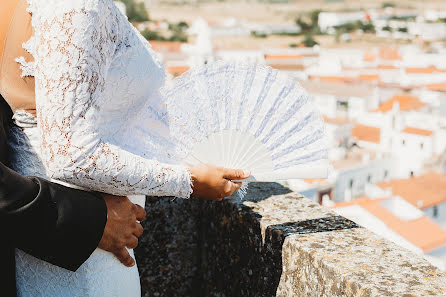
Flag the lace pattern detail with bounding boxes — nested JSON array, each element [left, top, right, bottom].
[[15, 0, 192, 198]]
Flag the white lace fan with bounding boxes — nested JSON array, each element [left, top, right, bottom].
[[156, 61, 330, 182]]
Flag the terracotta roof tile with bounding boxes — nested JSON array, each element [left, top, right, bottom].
[[167, 65, 189, 76], [352, 123, 381, 144], [323, 115, 351, 125], [309, 75, 356, 83], [304, 178, 326, 184], [332, 197, 446, 252], [268, 64, 305, 71], [377, 64, 397, 70], [405, 66, 436, 74], [377, 172, 446, 209], [359, 74, 380, 82], [426, 82, 446, 92], [363, 51, 376, 62], [149, 41, 184, 53], [264, 54, 303, 60], [379, 48, 402, 61], [401, 127, 433, 136], [372, 94, 425, 113]]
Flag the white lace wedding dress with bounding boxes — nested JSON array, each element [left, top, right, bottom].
[[8, 0, 193, 296]]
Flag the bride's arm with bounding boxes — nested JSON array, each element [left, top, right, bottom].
[[31, 5, 192, 198]]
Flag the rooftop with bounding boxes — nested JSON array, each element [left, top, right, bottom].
[[372, 94, 425, 113], [402, 126, 433, 136], [377, 172, 446, 209], [333, 196, 446, 253], [264, 54, 303, 60], [167, 65, 190, 76], [352, 123, 381, 144], [331, 147, 381, 170], [378, 48, 402, 61], [322, 115, 351, 125], [149, 41, 185, 53], [299, 80, 375, 98], [426, 82, 446, 92], [405, 66, 437, 74]]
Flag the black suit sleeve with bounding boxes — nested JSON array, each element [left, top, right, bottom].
[[0, 162, 107, 271]]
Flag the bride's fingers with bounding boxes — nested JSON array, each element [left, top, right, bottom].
[[115, 248, 135, 267], [223, 180, 242, 197], [222, 168, 251, 180], [229, 181, 242, 195]]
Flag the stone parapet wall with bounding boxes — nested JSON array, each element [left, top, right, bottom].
[[135, 183, 446, 297]]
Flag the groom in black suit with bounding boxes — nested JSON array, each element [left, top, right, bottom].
[[0, 97, 146, 296]]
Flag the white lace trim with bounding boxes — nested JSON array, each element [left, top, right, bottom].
[[14, 56, 35, 77]]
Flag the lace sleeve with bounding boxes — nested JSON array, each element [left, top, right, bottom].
[[31, 3, 192, 198]]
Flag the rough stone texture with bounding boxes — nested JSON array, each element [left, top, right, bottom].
[[135, 182, 446, 297], [134, 196, 201, 297], [277, 228, 446, 297]]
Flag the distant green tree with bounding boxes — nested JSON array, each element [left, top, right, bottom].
[[168, 21, 189, 33], [169, 32, 188, 42], [141, 28, 188, 42], [389, 15, 416, 21], [289, 42, 298, 48], [141, 29, 164, 40], [301, 34, 318, 47], [177, 21, 189, 29], [358, 21, 375, 33], [296, 16, 312, 33], [382, 2, 396, 8], [310, 9, 322, 27], [121, 0, 149, 22], [251, 31, 268, 38], [382, 25, 393, 32], [295, 9, 322, 34], [397, 27, 408, 33], [334, 22, 356, 32]]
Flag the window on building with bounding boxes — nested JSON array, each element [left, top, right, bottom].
[[402, 139, 406, 146], [384, 170, 388, 179], [420, 142, 424, 150], [433, 206, 438, 218], [349, 179, 354, 188], [367, 175, 371, 183]]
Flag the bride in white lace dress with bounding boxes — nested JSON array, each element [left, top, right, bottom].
[[3, 0, 250, 295]]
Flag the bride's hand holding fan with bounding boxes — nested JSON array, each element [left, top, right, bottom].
[[189, 164, 251, 200]]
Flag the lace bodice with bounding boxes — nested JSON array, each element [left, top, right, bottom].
[[17, 0, 192, 198]]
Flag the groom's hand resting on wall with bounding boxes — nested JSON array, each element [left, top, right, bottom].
[[98, 195, 146, 267]]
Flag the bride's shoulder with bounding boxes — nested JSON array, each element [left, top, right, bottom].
[[28, 0, 114, 18]]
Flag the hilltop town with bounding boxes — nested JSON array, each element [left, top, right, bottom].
[[117, 0, 446, 271]]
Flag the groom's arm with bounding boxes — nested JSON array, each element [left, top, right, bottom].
[[0, 162, 107, 271], [0, 97, 107, 270], [0, 96, 145, 271], [0, 162, 146, 270]]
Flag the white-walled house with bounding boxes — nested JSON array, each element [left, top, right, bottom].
[[331, 195, 446, 271], [331, 147, 398, 202], [377, 173, 446, 231], [318, 12, 366, 33], [392, 127, 434, 176], [408, 22, 446, 41]]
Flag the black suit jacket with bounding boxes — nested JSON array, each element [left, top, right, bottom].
[[0, 97, 107, 296]]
